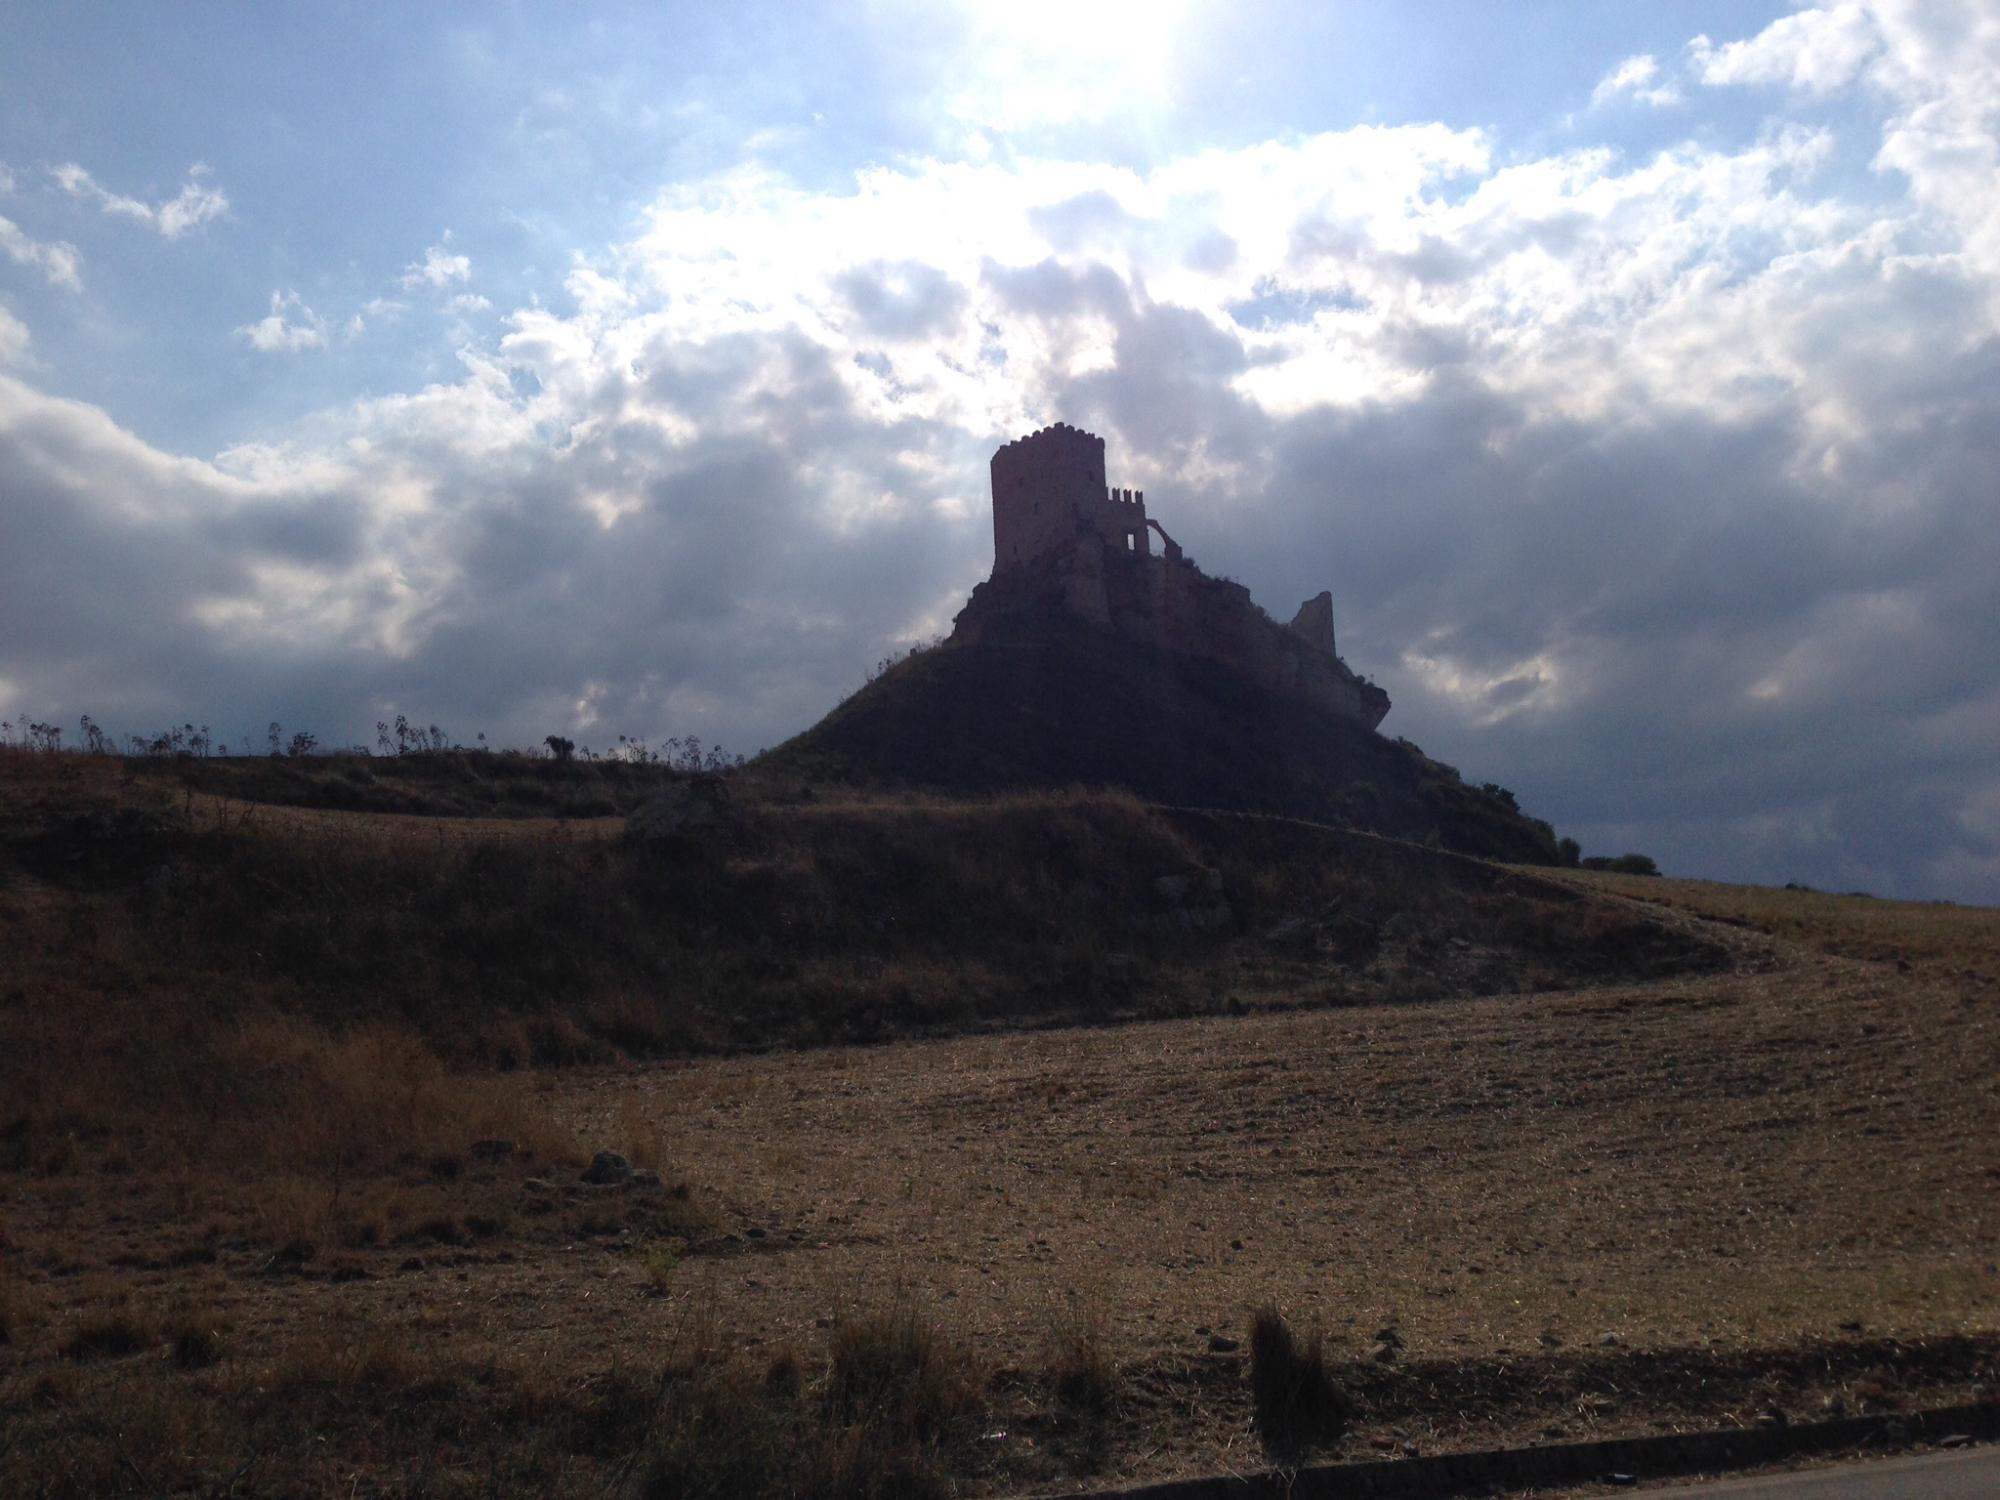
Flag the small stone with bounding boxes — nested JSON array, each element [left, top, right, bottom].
[[1207, 1334, 1240, 1353], [1370, 1435, 1398, 1452], [1230, 1239, 1244, 1251], [1938, 1434, 1972, 1448], [1401, 1440, 1419, 1457], [627, 1169, 661, 1189], [583, 1150, 633, 1185], [745, 1226, 766, 1239], [1597, 1332, 1621, 1347], [1838, 1319, 1863, 1332], [1368, 1341, 1398, 1364]]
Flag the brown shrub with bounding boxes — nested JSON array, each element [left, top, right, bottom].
[[825, 1304, 985, 1444], [1249, 1304, 1348, 1456], [59, 1309, 152, 1363], [1044, 1304, 1118, 1418]]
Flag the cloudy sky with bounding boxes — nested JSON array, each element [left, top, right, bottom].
[[3, 2, 1996, 902]]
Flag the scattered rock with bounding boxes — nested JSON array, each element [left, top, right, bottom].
[[1940, 1434, 1973, 1448], [1367, 1341, 1399, 1364], [1597, 1332, 1622, 1347], [583, 1150, 634, 1185], [1207, 1333, 1240, 1353], [1402, 1440, 1419, 1457], [1838, 1319, 1863, 1332]]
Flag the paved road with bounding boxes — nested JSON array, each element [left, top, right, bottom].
[[1648, 1445, 1997, 1497]]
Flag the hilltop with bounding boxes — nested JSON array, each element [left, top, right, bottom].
[[759, 607, 1562, 863], [757, 422, 1562, 863]]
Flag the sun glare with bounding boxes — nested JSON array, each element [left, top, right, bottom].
[[953, 0, 1192, 126]]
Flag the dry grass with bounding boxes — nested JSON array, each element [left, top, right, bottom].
[[1249, 1304, 1349, 1456], [2, 748, 1996, 1494], [1535, 866, 2000, 973]]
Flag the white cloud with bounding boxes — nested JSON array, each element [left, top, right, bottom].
[[401, 237, 472, 289], [0, 215, 82, 290], [0, 307, 29, 363], [448, 293, 493, 313], [52, 162, 229, 239], [1591, 54, 1682, 109], [1692, 2, 2000, 289], [0, 164, 15, 196], [236, 290, 327, 352], [1690, 4, 1881, 93]]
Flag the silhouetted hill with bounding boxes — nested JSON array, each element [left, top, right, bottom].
[[755, 609, 1563, 865]]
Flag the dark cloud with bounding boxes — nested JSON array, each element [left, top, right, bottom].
[[832, 260, 967, 341]]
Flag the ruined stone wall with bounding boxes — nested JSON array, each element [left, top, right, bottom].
[[977, 423, 1390, 731]]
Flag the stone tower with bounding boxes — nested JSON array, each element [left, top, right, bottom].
[[990, 422, 1155, 573]]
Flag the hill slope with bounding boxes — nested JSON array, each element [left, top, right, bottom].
[[756, 609, 1563, 864]]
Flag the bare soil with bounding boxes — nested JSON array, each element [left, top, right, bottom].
[[4, 866, 1995, 1493]]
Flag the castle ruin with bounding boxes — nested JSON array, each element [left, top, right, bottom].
[[964, 423, 1390, 730]]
